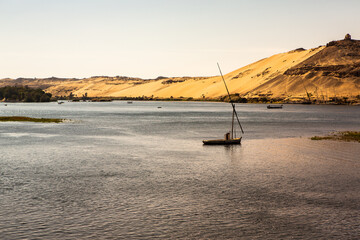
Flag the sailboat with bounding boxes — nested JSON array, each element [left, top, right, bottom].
[[203, 63, 244, 145], [267, 104, 283, 109]]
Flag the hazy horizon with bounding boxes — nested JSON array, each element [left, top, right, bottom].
[[1, 0, 359, 79]]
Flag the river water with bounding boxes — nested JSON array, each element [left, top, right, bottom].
[[0, 101, 359, 239]]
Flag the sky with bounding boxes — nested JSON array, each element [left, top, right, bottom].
[[1, 0, 360, 79]]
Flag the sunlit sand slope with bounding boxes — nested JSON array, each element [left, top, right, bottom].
[[1, 36, 359, 101]]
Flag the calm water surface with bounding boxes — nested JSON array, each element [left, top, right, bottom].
[[0, 102, 359, 239]]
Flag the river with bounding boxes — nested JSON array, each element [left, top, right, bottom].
[[0, 101, 359, 239]]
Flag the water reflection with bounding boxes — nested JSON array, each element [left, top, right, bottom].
[[0, 102, 359, 239]]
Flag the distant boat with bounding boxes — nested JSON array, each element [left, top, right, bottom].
[[203, 63, 244, 145], [267, 104, 283, 109], [58, 101, 64, 104], [127, 101, 133, 104]]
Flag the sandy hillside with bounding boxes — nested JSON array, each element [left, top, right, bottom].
[[1, 35, 360, 102]]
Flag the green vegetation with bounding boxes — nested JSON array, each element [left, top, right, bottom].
[[58, 94, 359, 104], [0, 116, 64, 123], [220, 94, 248, 103], [0, 86, 52, 102], [310, 136, 333, 141], [341, 131, 360, 142], [311, 131, 360, 142]]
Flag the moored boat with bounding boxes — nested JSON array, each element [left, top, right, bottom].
[[203, 63, 244, 145], [267, 104, 283, 109], [203, 137, 242, 145]]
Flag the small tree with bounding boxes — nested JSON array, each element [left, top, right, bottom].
[[82, 92, 88, 101], [68, 92, 74, 100]]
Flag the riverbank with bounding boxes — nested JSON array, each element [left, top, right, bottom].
[[57, 96, 360, 105], [0, 116, 65, 123]]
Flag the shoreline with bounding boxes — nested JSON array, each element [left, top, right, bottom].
[[311, 131, 360, 143], [2, 98, 359, 105], [54, 96, 360, 105], [0, 116, 65, 123]]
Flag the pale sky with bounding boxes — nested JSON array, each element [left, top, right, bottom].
[[1, 0, 359, 79]]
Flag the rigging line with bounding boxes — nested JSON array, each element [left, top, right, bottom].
[[217, 63, 244, 134], [231, 103, 244, 134]]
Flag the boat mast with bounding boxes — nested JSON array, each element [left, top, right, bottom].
[[217, 63, 244, 134]]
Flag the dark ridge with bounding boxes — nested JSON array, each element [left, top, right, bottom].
[[162, 79, 186, 84], [155, 76, 168, 80], [284, 63, 360, 78], [326, 36, 360, 49], [284, 34, 360, 79], [289, 48, 306, 53]]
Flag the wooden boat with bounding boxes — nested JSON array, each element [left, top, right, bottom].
[[267, 104, 283, 109], [203, 63, 244, 145], [203, 136, 242, 145]]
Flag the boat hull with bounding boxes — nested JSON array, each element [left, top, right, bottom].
[[267, 105, 283, 109], [203, 137, 242, 145]]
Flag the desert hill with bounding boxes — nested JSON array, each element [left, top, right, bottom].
[[1, 35, 360, 103]]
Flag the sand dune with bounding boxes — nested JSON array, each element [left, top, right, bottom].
[[1, 36, 360, 102]]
